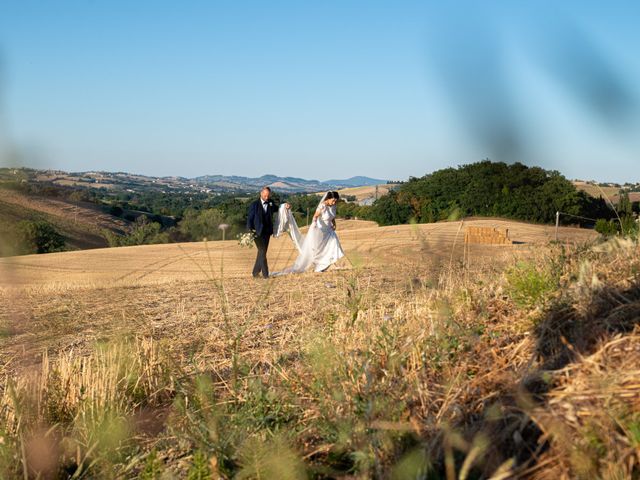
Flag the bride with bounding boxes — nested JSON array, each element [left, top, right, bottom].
[[272, 191, 345, 274]]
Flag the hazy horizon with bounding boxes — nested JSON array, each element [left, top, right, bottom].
[[1, 1, 639, 183], [1, 165, 393, 183], [6, 162, 637, 186]]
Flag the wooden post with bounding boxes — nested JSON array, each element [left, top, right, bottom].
[[218, 223, 229, 241], [555, 211, 560, 242]]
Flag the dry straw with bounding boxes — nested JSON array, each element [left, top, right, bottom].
[[0, 220, 637, 478]]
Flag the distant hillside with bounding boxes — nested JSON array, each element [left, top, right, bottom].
[[336, 184, 399, 205], [324, 176, 387, 187], [0, 169, 394, 256], [195, 174, 387, 192], [0, 187, 130, 255], [194, 174, 325, 193], [573, 180, 640, 204], [2, 167, 386, 195]]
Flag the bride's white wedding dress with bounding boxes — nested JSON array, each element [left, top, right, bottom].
[[273, 198, 345, 275]]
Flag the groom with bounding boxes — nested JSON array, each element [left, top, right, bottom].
[[246, 186, 289, 278]]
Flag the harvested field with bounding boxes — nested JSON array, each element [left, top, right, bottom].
[[0, 218, 595, 288], [3, 218, 634, 480], [336, 184, 398, 201]]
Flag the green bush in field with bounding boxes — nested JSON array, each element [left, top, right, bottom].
[[621, 215, 639, 238], [595, 216, 639, 238], [104, 216, 169, 246], [178, 208, 226, 241], [595, 218, 619, 236], [505, 260, 559, 309], [186, 451, 211, 480], [0, 220, 66, 256], [138, 450, 164, 479]]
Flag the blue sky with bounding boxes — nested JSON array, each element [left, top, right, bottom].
[[0, 1, 638, 182]]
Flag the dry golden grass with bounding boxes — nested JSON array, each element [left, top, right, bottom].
[[573, 181, 621, 199], [573, 181, 640, 204], [529, 334, 640, 479], [0, 218, 596, 289], [336, 184, 398, 201], [3, 218, 636, 479]]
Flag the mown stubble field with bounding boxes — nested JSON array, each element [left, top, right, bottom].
[[0, 219, 594, 369], [3, 218, 621, 479]]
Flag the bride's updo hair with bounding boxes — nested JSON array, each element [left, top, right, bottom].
[[326, 191, 340, 201]]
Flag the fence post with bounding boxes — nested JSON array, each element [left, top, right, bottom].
[[555, 211, 560, 242]]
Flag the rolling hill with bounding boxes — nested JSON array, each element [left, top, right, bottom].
[[0, 187, 130, 252], [574, 180, 640, 203], [3, 167, 388, 195]]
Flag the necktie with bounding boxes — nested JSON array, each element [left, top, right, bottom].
[[262, 202, 268, 212]]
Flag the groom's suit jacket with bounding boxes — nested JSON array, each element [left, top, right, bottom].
[[247, 199, 278, 237]]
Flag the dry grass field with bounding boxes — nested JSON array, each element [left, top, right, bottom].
[[0, 219, 594, 290], [573, 181, 621, 199], [336, 184, 398, 202], [572, 181, 640, 203], [3, 218, 591, 363], [3, 218, 639, 479]]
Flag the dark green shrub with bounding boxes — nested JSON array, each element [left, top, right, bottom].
[[15, 220, 66, 254], [105, 217, 168, 247], [595, 218, 619, 236]]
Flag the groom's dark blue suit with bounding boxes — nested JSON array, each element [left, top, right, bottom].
[[247, 198, 278, 278]]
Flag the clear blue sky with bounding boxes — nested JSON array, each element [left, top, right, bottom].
[[0, 1, 638, 182]]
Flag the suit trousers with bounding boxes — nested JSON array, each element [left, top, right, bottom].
[[253, 234, 271, 278]]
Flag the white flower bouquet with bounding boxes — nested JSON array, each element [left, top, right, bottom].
[[238, 231, 256, 248]]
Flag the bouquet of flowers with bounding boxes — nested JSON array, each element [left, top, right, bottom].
[[237, 231, 256, 248]]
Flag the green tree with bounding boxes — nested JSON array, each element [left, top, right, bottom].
[[178, 208, 226, 241], [618, 191, 632, 216], [367, 160, 605, 226], [594, 218, 618, 237], [15, 220, 66, 254], [105, 217, 168, 246], [370, 191, 412, 226]]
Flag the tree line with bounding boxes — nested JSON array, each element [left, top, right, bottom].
[[366, 160, 629, 227], [3, 161, 637, 255]]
